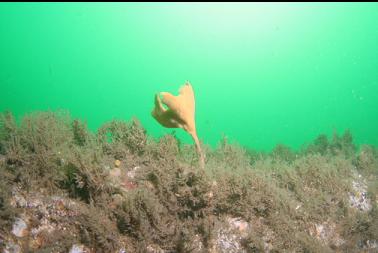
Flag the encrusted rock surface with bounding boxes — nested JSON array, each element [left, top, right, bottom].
[[348, 173, 371, 212]]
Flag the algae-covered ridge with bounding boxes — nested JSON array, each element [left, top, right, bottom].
[[0, 110, 377, 252]]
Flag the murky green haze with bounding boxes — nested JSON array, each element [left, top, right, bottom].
[[1, 3, 377, 151]]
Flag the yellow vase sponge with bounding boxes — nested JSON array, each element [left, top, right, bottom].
[[151, 81, 204, 168]]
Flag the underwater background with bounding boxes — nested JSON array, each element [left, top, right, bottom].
[[1, 2, 377, 151], [1, 3, 378, 252]]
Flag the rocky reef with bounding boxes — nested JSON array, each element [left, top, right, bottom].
[[0, 111, 377, 252]]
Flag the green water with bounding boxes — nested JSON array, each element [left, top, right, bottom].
[[1, 3, 377, 151]]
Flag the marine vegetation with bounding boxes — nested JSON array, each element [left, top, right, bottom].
[[151, 82, 205, 169], [0, 110, 377, 253]]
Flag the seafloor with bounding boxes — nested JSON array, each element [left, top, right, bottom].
[[0, 111, 377, 253]]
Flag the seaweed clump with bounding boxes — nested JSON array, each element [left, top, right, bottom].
[[0, 110, 377, 252], [304, 129, 356, 158]]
